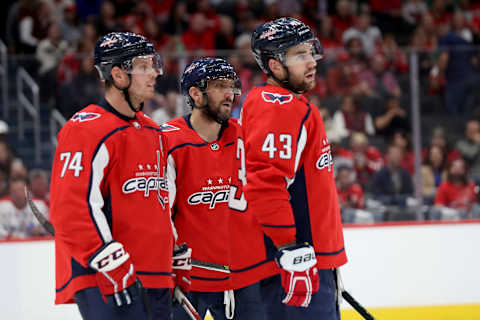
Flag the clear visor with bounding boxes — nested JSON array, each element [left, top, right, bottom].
[[125, 53, 164, 76], [206, 78, 242, 96], [283, 39, 324, 67]]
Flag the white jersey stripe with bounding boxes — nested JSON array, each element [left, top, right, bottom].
[[89, 143, 112, 243], [285, 124, 307, 189]]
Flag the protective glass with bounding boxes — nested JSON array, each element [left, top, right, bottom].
[[125, 53, 164, 75], [206, 78, 242, 96], [283, 39, 324, 67]]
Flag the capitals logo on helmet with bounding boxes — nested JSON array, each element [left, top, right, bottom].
[[180, 57, 241, 108], [94, 32, 163, 81], [251, 17, 323, 74]]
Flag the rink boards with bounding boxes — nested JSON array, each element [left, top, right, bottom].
[[1, 220, 479, 320]]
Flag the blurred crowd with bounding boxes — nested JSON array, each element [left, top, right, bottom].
[[2, 0, 480, 239]]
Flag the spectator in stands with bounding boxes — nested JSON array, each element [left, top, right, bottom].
[[318, 103, 342, 144], [163, 0, 189, 36], [0, 177, 49, 239], [350, 132, 383, 189], [28, 169, 50, 206], [331, 95, 375, 143], [371, 144, 414, 207], [438, 10, 478, 115], [331, 0, 355, 39], [431, 157, 480, 220], [59, 2, 81, 46], [377, 33, 408, 74], [326, 52, 372, 97], [0, 141, 14, 178], [96, 0, 120, 35], [10, 158, 27, 180], [317, 15, 342, 59], [152, 90, 183, 125], [390, 131, 414, 174], [36, 22, 69, 105], [215, 15, 235, 50], [360, 53, 402, 99], [456, 119, 480, 181], [0, 120, 9, 143], [57, 53, 102, 119], [402, 0, 428, 26], [374, 95, 410, 139], [181, 12, 216, 53], [336, 165, 374, 223], [342, 13, 382, 56], [421, 145, 448, 204], [17, 0, 52, 54], [427, 126, 461, 163]]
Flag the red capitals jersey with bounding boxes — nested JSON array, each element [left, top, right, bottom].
[[162, 116, 236, 292], [50, 100, 173, 304], [434, 180, 478, 211], [241, 84, 347, 269]]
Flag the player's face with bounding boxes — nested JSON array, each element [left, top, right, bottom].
[[204, 78, 236, 123], [284, 42, 318, 93], [128, 55, 162, 105]]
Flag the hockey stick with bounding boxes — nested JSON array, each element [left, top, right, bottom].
[[174, 287, 202, 320], [25, 187, 55, 235], [336, 269, 377, 320], [26, 188, 373, 319], [25, 187, 203, 320]]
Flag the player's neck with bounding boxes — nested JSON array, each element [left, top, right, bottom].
[[190, 110, 221, 142], [266, 77, 301, 99], [105, 89, 137, 118]]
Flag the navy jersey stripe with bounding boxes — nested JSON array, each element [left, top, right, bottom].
[[230, 258, 273, 273], [56, 258, 96, 293], [288, 165, 314, 245], [224, 142, 235, 147], [191, 275, 230, 281], [167, 142, 209, 155], [297, 107, 311, 143], [87, 125, 130, 244], [137, 271, 173, 276], [261, 224, 296, 228], [316, 247, 345, 256]]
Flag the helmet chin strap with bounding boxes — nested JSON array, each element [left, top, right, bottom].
[[113, 74, 143, 114]]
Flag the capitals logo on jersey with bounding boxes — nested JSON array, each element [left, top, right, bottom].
[[187, 176, 232, 209], [261, 91, 293, 104], [160, 123, 180, 132], [316, 139, 333, 172], [122, 164, 169, 207], [71, 112, 101, 122]]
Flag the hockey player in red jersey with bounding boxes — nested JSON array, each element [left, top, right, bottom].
[[163, 57, 251, 320], [237, 17, 348, 319], [50, 32, 189, 320]]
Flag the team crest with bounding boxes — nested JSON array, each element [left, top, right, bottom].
[[160, 123, 180, 132], [261, 91, 293, 104], [100, 37, 118, 47], [71, 112, 101, 122]]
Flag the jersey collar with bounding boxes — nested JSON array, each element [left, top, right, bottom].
[[98, 97, 137, 122]]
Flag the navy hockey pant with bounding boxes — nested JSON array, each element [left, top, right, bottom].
[[261, 269, 340, 320], [75, 286, 171, 320], [172, 282, 265, 320]]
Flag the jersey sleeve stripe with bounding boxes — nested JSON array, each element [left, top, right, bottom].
[[88, 142, 112, 244], [261, 224, 296, 228], [167, 154, 177, 213], [316, 248, 345, 256]]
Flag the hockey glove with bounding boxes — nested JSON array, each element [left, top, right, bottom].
[[172, 243, 192, 293], [275, 243, 319, 307], [89, 241, 136, 306]]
